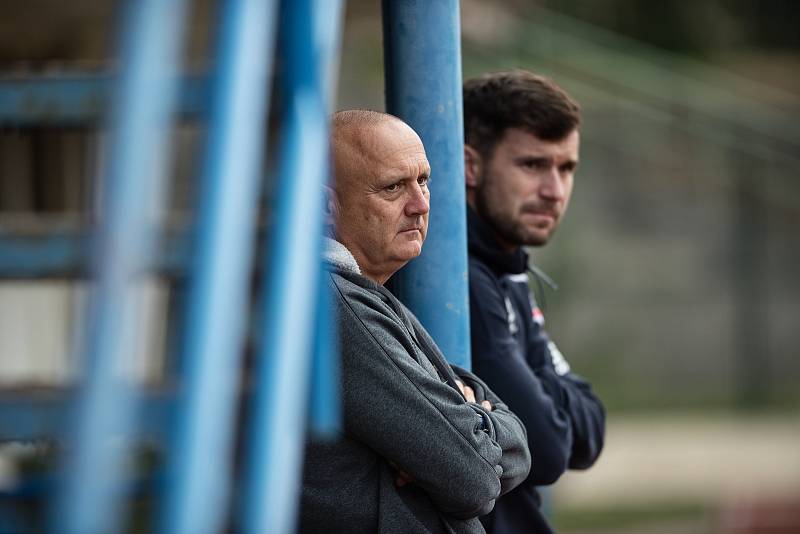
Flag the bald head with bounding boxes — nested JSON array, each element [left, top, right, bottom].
[[327, 110, 431, 284], [332, 109, 400, 130], [332, 111, 406, 188]]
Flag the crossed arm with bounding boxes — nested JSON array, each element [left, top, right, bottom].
[[469, 265, 605, 485], [335, 281, 531, 519]]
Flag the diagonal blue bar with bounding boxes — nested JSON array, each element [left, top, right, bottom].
[[383, 0, 472, 369], [307, 0, 345, 437], [243, 91, 327, 534], [157, 0, 279, 533], [51, 1, 188, 533], [307, 255, 341, 437], [242, 1, 338, 531]]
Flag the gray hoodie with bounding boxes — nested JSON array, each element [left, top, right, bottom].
[[299, 240, 530, 534]]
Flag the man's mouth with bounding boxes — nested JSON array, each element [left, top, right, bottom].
[[522, 209, 557, 220]]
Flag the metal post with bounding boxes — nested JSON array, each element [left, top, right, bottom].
[[52, 0, 187, 533], [242, 0, 343, 530], [382, 0, 472, 368], [308, 0, 345, 437], [308, 254, 341, 436], [158, 1, 278, 533]]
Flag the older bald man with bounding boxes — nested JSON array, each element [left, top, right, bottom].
[[299, 110, 530, 534]]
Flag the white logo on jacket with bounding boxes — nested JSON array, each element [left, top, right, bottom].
[[548, 341, 571, 376], [504, 296, 519, 334]]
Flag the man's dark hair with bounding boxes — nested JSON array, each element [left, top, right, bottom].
[[463, 69, 581, 157]]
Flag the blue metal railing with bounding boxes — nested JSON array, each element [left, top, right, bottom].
[[159, 1, 280, 533], [242, 0, 343, 531], [0, 74, 209, 126], [0, 0, 345, 532], [0, 0, 469, 531]]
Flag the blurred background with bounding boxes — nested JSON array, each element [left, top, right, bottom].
[[339, 1, 800, 531], [1, 0, 799, 532]]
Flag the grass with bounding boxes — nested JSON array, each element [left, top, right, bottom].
[[551, 500, 711, 532]]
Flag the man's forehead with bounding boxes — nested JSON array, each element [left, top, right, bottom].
[[351, 121, 424, 160], [334, 120, 391, 161], [499, 127, 579, 156], [332, 118, 428, 190], [336, 114, 400, 140], [362, 119, 416, 148]]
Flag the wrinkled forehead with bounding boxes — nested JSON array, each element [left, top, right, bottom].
[[365, 120, 427, 165], [334, 119, 428, 187]]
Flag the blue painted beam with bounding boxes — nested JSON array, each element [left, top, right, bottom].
[[0, 231, 88, 278], [157, 0, 279, 533], [0, 74, 209, 125], [382, 0, 472, 368], [51, 0, 188, 532], [0, 229, 190, 278], [0, 391, 175, 442]]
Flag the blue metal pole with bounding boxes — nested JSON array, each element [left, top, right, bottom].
[[308, 236, 341, 437], [242, 0, 341, 530], [158, 1, 278, 533], [52, 1, 187, 533], [382, 0, 471, 368], [315, 0, 346, 109], [243, 95, 325, 534], [308, 0, 344, 437]]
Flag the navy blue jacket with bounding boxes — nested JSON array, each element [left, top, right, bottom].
[[467, 207, 605, 534]]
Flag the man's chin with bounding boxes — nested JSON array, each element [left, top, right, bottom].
[[396, 243, 423, 261], [519, 227, 553, 247], [530, 235, 553, 247]]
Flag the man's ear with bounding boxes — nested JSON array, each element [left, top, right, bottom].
[[322, 185, 339, 227], [464, 144, 482, 188]]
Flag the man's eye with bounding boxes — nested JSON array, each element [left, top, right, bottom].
[[385, 183, 400, 192], [417, 175, 429, 186], [524, 160, 547, 170]]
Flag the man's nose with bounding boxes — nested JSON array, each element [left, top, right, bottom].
[[405, 183, 430, 216], [540, 167, 565, 201]]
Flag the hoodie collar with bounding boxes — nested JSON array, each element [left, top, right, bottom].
[[467, 206, 529, 275], [322, 237, 361, 275]]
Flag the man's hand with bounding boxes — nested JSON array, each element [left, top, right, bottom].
[[456, 380, 493, 411], [455, 380, 475, 402], [390, 461, 414, 487]]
